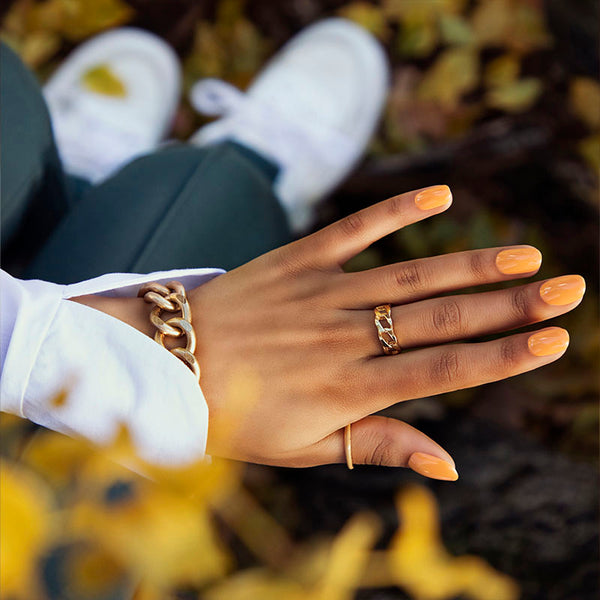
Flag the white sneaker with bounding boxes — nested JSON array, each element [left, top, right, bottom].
[[44, 28, 181, 183], [189, 18, 389, 232]]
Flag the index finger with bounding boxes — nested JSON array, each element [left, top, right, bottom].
[[288, 185, 453, 270]]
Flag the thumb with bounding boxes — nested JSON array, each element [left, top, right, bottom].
[[320, 416, 459, 481]]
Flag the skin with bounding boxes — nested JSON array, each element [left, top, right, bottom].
[[73, 187, 586, 471]]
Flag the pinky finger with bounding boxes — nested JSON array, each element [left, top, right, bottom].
[[310, 416, 459, 480]]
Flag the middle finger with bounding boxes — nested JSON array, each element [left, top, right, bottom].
[[354, 274, 586, 357], [333, 245, 543, 308]]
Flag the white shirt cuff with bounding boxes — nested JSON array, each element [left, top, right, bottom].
[[0, 268, 224, 466]]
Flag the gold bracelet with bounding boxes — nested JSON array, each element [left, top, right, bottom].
[[138, 281, 201, 383]]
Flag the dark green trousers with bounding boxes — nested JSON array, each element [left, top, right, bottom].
[[1, 43, 292, 283]]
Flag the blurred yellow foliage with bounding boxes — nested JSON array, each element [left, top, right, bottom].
[[383, 0, 467, 23], [484, 53, 521, 89], [418, 47, 480, 109], [0, 461, 54, 598], [486, 78, 542, 113], [579, 133, 600, 174], [0, 410, 520, 599], [2, 0, 132, 66], [184, 0, 270, 91], [471, 0, 550, 51], [570, 77, 600, 130], [389, 485, 520, 600], [339, 2, 390, 40]]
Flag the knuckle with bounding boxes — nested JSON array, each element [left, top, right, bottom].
[[510, 286, 534, 321], [499, 336, 522, 371], [432, 300, 464, 337], [469, 252, 488, 280], [339, 212, 366, 238], [366, 432, 396, 467], [317, 315, 356, 351], [386, 194, 405, 218], [271, 245, 304, 277], [393, 262, 426, 294], [432, 348, 462, 386]]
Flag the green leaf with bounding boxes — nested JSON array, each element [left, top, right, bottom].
[[486, 78, 542, 113], [578, 134, 600, 174], [397, 19, 438, 57]]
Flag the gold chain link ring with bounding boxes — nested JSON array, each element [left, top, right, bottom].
[[138, 281, 201, 383], [374, 304, 401, 355]]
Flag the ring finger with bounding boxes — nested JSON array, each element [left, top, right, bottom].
[[355, 274, 586, 357]]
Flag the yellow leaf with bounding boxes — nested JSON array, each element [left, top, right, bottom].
[[20, 30, 61, 67], [484, 53, 520, 88], [338, 2, 390, 40], [418, 47, 480, 108], [570, 77, 600, 129], [65, 0, 133, 40], [579, 134, 600, 173], [68, 471, 230, 588], [205, 569, 307, 600], [81, 64, 127, 97], [66, 546, 126, 599], [471, 0, 512, 47], [23, 429, 94, 488], [472, 0, 551, 52], [507, 3, 552, 52], [185, 21, 227, 81], [486, 77, 542, 112], [439, 13, 474, 46], [315, 513, 380, 600], [0, 461, 54, 598], [397, 19, 438, 57], [388, 485, 519, 600], [383, 0, 467, 23]]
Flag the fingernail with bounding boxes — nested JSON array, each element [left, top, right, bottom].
[[496, 247, 542, 275], [528, 327, 569, 357], [414, 185, 452, 210], [408, 452, 459, 481], [539, 275, 586, 306]]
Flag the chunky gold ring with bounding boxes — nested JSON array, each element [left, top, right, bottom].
[[374, 304, 401, 355], [344, 424, 353, 470]]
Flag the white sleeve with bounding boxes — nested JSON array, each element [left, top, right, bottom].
[[0, 267, 225, 466]]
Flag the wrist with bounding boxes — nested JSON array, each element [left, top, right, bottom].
[[69, 294, 155, 339]]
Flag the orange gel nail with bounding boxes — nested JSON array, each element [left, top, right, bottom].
[[539, 275, 586, 305], [528, 327, 569, 357], [408, 452, 458, 481], [496, 247, 542, 275], [414, 185, 452, 210]]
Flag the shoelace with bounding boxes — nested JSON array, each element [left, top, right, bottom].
[[189, 78, 357, 175]]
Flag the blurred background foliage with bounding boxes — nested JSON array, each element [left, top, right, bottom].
[[0, 412, 521, 600], [1, 0, 598, 599]]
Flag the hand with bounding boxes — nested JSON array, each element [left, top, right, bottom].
[[188, 185, 585, 477]]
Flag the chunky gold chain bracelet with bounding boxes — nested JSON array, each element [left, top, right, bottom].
[[138, 281, 201, 383]]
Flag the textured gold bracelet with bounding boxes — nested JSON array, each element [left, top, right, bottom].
[[138, 281, 201, 383]]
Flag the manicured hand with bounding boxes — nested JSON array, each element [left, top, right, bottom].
[[188, 186, 586, 478]]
